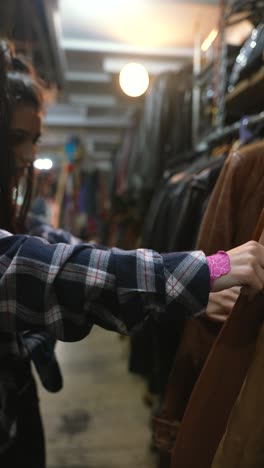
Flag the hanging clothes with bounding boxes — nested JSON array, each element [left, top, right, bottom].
[[152, 138, 264, 466], [170, 279, 264, 468], [211, 321, 264, 468], [197, 139, 264, 254], [130, 153, 227, 398]]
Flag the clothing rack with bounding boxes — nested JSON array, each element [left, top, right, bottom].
[[205, 111, 264, 146], [224, 1, 264, 30], [227, 0, 264, 17], [195, 0, 264, 147]]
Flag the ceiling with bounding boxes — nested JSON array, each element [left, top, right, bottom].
[[60, 0, 219, 47], [1, 0, 220, 169]]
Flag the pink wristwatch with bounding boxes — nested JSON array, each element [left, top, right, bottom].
[[207, 251, 231, 288]]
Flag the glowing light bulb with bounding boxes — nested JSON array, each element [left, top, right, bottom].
[[119, 62, 149, 97], [34, 158, 53, 170]]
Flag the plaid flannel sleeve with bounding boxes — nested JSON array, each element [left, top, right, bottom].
[[27, 215, 81, 245], [0, 231, 210, 341]]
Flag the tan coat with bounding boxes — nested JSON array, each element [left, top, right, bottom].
[[156, 140, 264, 467], [208, 140, 264, 467], [211, 322, 264, 468], [177, 140, 264, 466], [197, 140, 264, 254]]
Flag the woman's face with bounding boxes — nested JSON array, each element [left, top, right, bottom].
[[9, 104, 42, 177]]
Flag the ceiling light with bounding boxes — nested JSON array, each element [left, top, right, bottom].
[[119, 63, 149, 98], [201, 29, 218, 52], [104, 57, 182, 75]]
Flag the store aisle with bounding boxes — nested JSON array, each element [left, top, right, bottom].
[[37, 326, 157, 468]]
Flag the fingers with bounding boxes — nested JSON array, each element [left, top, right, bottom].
[[207, 313, 227, 323], [237, 258, 264, 294], [241, 264, 264, 301], [226, 286, 241, 301], [205, 288, 241, 323], [256, 263, 264, 287], [241, 265, 263, 292]]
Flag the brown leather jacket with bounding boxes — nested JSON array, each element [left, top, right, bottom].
[[154, 140, 264, 466], [212, 321, 264, 468], [197, 140, 264, 254]]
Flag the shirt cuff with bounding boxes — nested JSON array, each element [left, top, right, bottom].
[[163, 250, 210, 317]]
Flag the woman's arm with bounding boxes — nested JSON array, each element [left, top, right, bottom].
[[0, 232, 209, 340], [0, 231, 263, 342]]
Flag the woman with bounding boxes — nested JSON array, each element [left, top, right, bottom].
[[0, 43, 65, 468], [0, 40, 264, 466]]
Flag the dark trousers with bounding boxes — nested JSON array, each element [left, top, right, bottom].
[[0, 372, 46, 468]]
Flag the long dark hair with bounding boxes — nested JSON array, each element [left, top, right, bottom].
[[8, 70, 44, 232], [0, 40, 15, 232], [0, 42, 44, 232]]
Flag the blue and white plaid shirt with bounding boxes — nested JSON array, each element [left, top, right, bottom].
[[0, 220, 83, 452], [0, 224, 210, 452], [0, 229, 210, 340]]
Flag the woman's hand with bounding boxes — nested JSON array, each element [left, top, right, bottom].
[[212, 241, 264, 297], [205, 287, 240, 322]]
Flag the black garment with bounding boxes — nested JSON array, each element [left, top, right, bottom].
[[141, 155, 215, 251], [229, 23, 264, 89], [0, 360, 45, 468], [125, 69, 193, 202], [131, 154, 227, 396], [156, 156, 227, 395], [168, 155, 227, 251]]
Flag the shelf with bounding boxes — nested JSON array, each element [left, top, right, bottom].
[[225, 66, 264, 115]]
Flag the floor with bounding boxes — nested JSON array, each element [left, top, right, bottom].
[[37, 326, 157, 468]]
